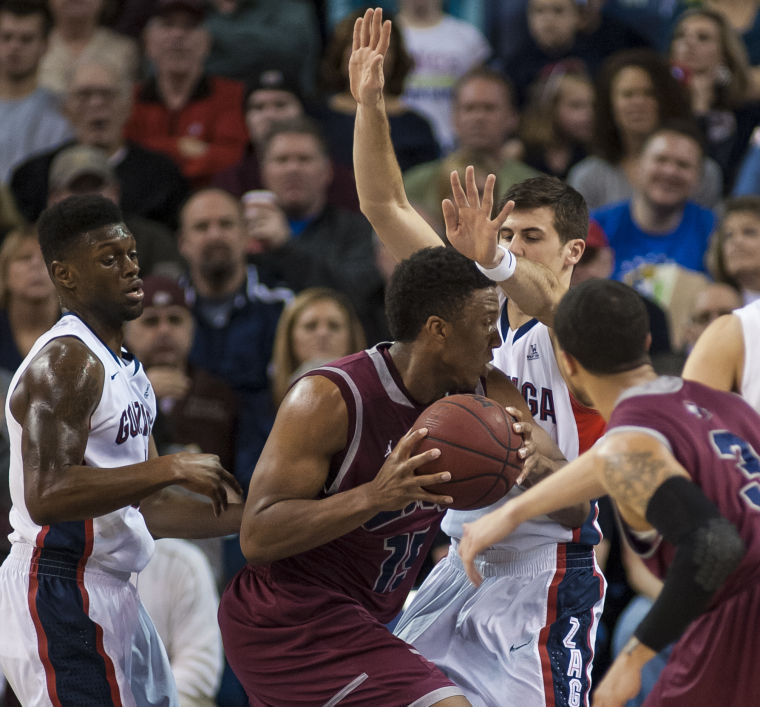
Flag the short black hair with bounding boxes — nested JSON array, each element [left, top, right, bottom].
[[498, 176, 588, 244], [0, 0, 53, 36], [555, 279, 651, 374], [385, 246, 492, 342], [38, 195, 124, 266]]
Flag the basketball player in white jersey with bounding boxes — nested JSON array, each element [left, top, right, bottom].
[[683, 298, 760, 411], [0, 195, 243, 706], [351, 10, 605, 705]]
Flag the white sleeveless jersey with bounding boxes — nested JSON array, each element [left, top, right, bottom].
[[443, 296, 603, 550], [6, 314, 157, 575], [735, 299, 760, 412]]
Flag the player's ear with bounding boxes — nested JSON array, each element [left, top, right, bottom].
[[644, 331, 652, 352], [564, 238, 585, 267], [424, 315, 448, 343], [50, 260, 76, 291]]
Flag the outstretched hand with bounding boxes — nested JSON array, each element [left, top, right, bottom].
[[443, 166, 515, 268], [349, 8, 391, 106]]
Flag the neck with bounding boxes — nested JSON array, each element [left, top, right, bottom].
[[588, 364, 657, 421], [631, 195, 684, 234], [0, 73, 38, 99], [390, 341, 451, 405], [157, 67, 201, 110], [621, 132, 647, 160]]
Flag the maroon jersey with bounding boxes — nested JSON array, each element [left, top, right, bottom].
[[608, 377, 760, 602], [272, 343, 478, 622]]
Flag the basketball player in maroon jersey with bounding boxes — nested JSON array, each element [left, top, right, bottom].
[[461, 279, 758, 707], [218, 246, 588, 706]]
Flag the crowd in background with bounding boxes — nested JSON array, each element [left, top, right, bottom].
[[2, 0, 760, 704]]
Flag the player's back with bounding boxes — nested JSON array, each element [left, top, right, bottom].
[[609, 377, 760, 595]]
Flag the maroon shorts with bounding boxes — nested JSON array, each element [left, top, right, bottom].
[[644, 582, 760, 706], [218, 565, 462, 706]]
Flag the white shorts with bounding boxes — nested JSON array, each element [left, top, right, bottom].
[[395, 541, 606, 707], [0, 543, 178, 706]]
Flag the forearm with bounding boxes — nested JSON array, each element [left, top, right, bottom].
[[241, 484, 379, 564], [141, 487, 243, 539], [499, 256, 563, 327], [26, 457, 178, 525], [354, 101, 440, 260]]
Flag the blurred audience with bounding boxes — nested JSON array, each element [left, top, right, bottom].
[[396, 0, 491, 153], [669, 7, 760, 191], [45, 145, 183, 278], [10, 57, 188, 229], [680, 282, 743, 355], [707, 195, 760, 305], [516, 60, 594, 179], [247, 117, 383, 332], [0, 226, 59, 375], [212, 69, 358, 211], [39, 0, 138, 96], [125, 0, 248, 188], [177, 187, 291, 487], [204, 0, 321, 101], [124, 275, 238, 473], [0, 1, 72, 184], [568, 48, 723, 209], [269, 287, 366, 407], [404, 67, 538, 230], [314, 10, 439, 172]]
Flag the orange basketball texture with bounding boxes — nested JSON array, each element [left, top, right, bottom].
[[410, 394, 524, 510]]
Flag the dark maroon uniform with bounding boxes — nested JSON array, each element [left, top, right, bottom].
[[608, 377, 760, 707], [218, 344, 468, 705]]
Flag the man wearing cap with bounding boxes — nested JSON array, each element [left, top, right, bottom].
[[124, 275, 238, 474], [46, 144, 183, 279], [124, 0, 248, 187]]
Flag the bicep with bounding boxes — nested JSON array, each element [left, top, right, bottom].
[[244, 376, 348, 515], [683, 315, 742, 392]]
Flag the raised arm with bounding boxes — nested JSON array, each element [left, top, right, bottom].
[[682, 313, 743, 393], [239, 374, 454, 565], [351, 8, 441, 261], [11, 337, 241, 525]]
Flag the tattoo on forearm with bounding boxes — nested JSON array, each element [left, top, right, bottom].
[[602, 451, 668, 517]]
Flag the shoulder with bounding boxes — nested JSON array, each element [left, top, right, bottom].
[[27, 336, 104, 386]]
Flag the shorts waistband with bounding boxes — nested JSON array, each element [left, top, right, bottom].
[[448, 540, 595, 577], [5, 543, 131, 583]]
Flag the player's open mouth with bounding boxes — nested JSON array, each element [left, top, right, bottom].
[[125, 282, 144, 302]]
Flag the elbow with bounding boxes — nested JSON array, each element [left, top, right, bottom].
[[25, 490, 58, 526]]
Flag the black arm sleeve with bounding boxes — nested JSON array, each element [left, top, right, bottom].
[[633, 476, 745, 652]]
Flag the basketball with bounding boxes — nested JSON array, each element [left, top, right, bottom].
[[410, 394, 523, 510]]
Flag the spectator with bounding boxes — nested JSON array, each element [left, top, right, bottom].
[[669, 7, 759, 191], [593, 122, 714, 281], [707, 195, 760, 305], [125, 0, 248, 187], [269, 287, 366, 407], [132, 538, 224, 707], [313, 10, 439, 172], [248, 117, 383, 332], [9, 57, 188, 229], [204, 0, 322, 101], [0, 1, 72, 184], [568, 48, 723, 209], [46, 145, 183, 278], [404, 67, 538, 230], [0, 227, 59, 376], [397, 0, 491, 153], [212, 69, 358, 211], [681, 282, 743, 354], [177, 187, 292, 488], [39, 0, 138, 96], [516, 60, 594, 179], [124, 274, 238, 473]]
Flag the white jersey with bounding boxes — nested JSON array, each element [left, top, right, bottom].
[[443, 298, 603, 550], [5, 313, 156, 575], [735, 299, 760, 412]]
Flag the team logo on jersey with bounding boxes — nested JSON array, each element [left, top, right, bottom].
[[684, 401, 711, 419], [527, 344, 540, 361], [115, 400, 153, 444]]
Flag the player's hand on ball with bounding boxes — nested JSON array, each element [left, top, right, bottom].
[[369, 427, 454, 511], [171, 452, 244, 516]]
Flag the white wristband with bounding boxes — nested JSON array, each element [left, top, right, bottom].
[[475, 245, 516, 282]]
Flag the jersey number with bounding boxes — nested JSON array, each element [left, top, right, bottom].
[[373, 530, 428, 593], [711, 431, 760, 510]]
